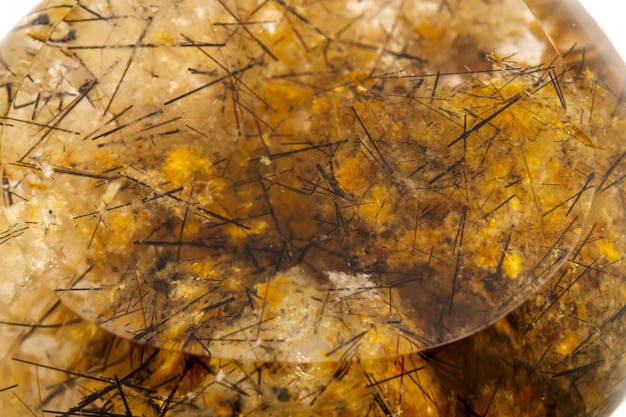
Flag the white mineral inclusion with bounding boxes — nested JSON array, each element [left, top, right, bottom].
[[326, 270, 378, 299], [497, 26, 547, 66]]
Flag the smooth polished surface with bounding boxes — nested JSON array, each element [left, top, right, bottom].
[[0, 0, 597, 363], [0, 0, 625, 415]]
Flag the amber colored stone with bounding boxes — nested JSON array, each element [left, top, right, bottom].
[[0, 0, 624, 416]]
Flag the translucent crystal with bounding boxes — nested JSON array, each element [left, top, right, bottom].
[[0, 0, 624, 415]]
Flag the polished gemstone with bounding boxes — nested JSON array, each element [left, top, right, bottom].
[[0, 0, 624, 415]]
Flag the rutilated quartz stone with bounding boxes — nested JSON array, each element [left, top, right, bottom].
[[0, 0, 623, 416]]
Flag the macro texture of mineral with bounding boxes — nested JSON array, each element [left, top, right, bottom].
[[0, 0, 625, 416]]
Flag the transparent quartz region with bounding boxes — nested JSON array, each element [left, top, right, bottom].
[[0, 0, 595, 362]]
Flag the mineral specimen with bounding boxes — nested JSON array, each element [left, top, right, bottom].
[[0, 0, 624, 416]]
